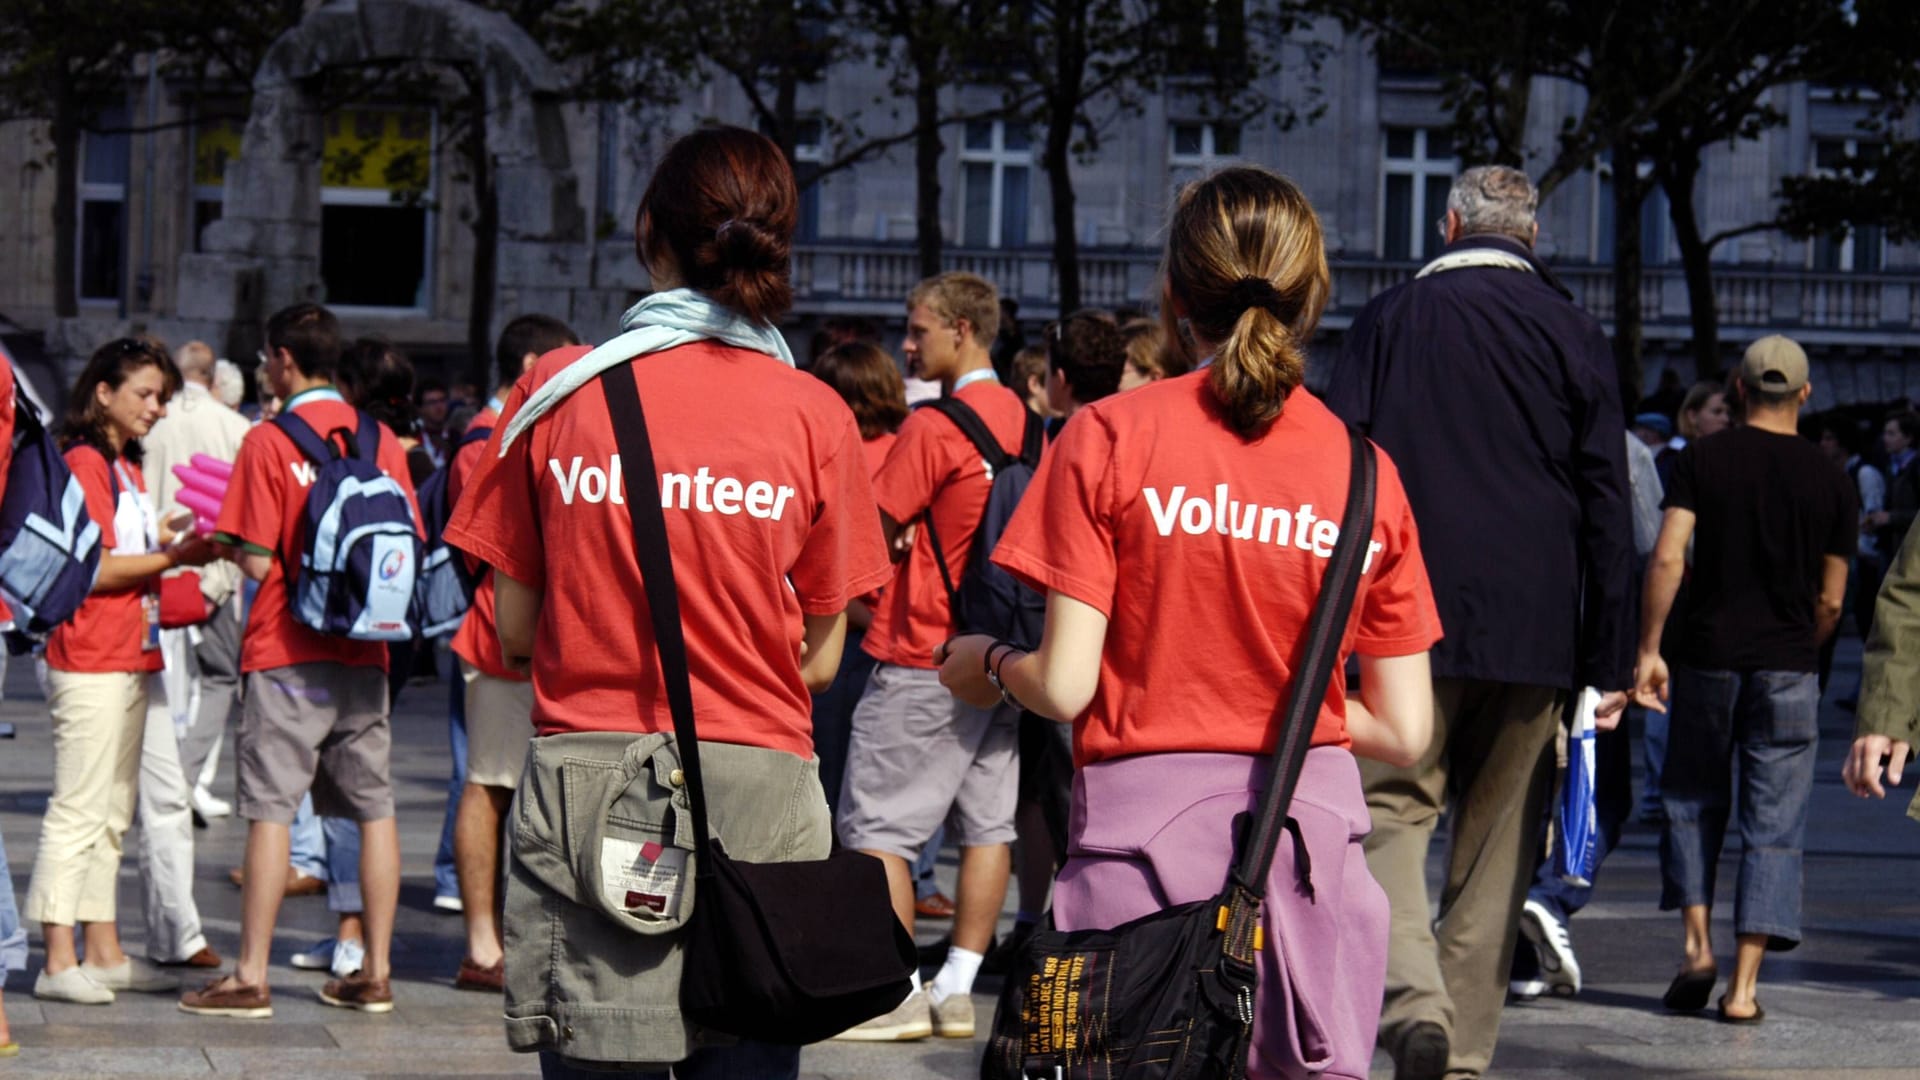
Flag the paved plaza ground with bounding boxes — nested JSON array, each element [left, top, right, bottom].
[[0, 640, 1915, 1078]]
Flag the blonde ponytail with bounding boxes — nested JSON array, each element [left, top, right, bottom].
[[1161, 167, 1329, 439]]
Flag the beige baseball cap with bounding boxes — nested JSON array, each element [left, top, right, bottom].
[[1740, 334, 1808, 394]]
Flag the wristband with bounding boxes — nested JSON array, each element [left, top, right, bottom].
[[984, 640, 1023, 709]]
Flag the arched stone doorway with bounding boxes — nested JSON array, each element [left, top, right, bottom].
[[176, 0, 586, 369]]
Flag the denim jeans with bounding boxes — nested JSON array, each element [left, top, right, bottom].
[[537, 1042, 799, 1080], [0, 823, 25, 973], [809, 627, 870, 822], [434, 666, 467, 901], [1659, 665, 1819, 948]]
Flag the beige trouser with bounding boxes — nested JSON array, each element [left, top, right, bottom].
[[1360, 678, 1564, 1080], [25, 670, 149, 926]]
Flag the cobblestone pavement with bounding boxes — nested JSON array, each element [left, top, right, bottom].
[[0, 639, 1915, 1078]]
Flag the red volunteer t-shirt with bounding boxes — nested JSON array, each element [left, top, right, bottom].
[[444, 341, 893, 756], [863, 378, 1029, 668], [449, 403, 522, 681], [218, 392, 422, 674], [47, 447, 161, 674], [992, 374, 1443, 767]]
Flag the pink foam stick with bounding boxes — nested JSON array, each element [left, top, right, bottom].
[[176, 486, 223, 520], [190, 454, 233, 481], [174, 465, 228, 500], [196, 513, 219, 534]]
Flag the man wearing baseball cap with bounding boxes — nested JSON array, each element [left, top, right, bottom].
[[1631, 334, 1856, 1025]]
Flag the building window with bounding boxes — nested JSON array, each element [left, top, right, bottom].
[[1591, 154, 1673, 266], [191, 110, 245, 252], [794, 118, 825, 244], [1167, 0, 1248, 75], [1379, 127, 1454, 261], [319, 108, 434, 311], [960, 120, 1031, 249], [1810, 138, 1885, 273], [1168, 121, 1241, 193], [78, 104, 130, 304]]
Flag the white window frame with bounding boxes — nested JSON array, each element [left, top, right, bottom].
[[320, 107, 437, 316], [1809, 137, 1886, 273], [1377, 127, 1455, 261], [1168, 121, 1241, 173], [959, 120, 1032, 250]]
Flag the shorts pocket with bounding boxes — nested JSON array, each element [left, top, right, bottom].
[[566, 736, 697, 934]]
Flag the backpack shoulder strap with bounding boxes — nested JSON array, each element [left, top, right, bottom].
[[918, 398, 1014, 469], [351, 411, 383, 462], [1017, 408, 1044, 468], [459, 424, 494, 449], [273, 410, 333, 465]]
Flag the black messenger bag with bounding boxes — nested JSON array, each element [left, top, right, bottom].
[[980, 430, 1377, 1080], [600, 362, 917, 1045]]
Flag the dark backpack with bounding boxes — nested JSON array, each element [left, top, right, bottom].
[[273, 410, 423, 641], [0, 394, 104, 634], [919, 399, 1046, 649], [412, 424, 493, 638]]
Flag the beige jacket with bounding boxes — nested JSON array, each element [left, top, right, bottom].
[[1856, 522, 1920, 822], [141, 382, 252, 605]]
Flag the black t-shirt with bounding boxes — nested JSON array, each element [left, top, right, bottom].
[[1664, 426, 1857, 672]]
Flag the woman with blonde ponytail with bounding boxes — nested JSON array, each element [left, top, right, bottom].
[[939, 166, 1442, 1077]]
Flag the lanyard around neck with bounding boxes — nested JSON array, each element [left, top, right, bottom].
[[952, 368, 998, 394]]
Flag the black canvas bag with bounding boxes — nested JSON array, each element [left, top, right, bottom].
[[600, 363, 918, 1046], [980, 430, 1377, 1080]]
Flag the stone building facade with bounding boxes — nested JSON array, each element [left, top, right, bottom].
[[2, 0, 1917, 407]]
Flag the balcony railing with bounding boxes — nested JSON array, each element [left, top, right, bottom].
[[792, 242, 1920, 337]]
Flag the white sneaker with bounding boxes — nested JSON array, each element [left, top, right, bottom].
[[291, 937, 364, 977], [82, 956, 180, 993], [432, 893, 464, 913], [930, 990, 974, 1038], [832, 988, 932, 1041], [1519, 899, 1582, 996], [34, 965, 114, 1004], [191, 785, 233, 820], [1509, 978, 1547, 1001]]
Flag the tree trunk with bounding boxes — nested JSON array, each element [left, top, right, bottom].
[[51, 63, 80, 319], [911, 55, 943, 278], [1662, 160, 1721, 381], [1045, 118, 1078, 313], [1610, 166, 1651, 410], [465, 82, 498, 391]]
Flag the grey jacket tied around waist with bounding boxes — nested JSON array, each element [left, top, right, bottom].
[[504, 731, 831, 1067]]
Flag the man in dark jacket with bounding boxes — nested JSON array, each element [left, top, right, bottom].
[[1323, 164, 1634, 1080]]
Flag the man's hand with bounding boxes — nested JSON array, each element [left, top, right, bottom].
[[1593, 690, 1629, 732], [890, 521, 919, 561], [1843, 734, 1912, 799], [1632, 651, 1670, 714]]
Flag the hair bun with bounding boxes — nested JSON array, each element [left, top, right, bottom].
[[714, 217, 784, 271]]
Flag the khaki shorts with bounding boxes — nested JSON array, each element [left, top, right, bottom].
[[462, 661, 534, 789], [236, 664, 393, 824], [836, 662, 1019, 859]]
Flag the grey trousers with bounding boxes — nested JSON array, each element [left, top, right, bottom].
[[178, 600, 243, 793], [1360, 678, 1564, 1080]]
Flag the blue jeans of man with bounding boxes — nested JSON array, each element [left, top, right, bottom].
[[435, 666, 467, 901], [0, 823, 25, 974], [1659, 665, 1819, 948], [537, 1042, 799, 1080]]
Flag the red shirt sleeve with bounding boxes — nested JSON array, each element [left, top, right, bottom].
[[218, 426, 287, 552], [67, 447, 118, 552], [445, 383, 543, 590], [991, 409, 1119, 617], [869, 408, 954, 527], [789, 412, 893, 615], [1351, 454, 1444, 656], [0, 363, 14, 498]]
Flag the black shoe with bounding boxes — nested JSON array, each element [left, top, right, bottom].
[[1395, 1021, 1450, 1080]]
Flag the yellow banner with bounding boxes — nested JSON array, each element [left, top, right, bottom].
[[322, 108, 433, 191]]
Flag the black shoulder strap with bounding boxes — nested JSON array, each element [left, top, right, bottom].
[[459, 424, 494, 449], [272, 410, 332, 465], [599, 362, 716, 873], [1233, 430, 1377, 897], [918, 397, 1015, 470], [1018, 408, 1044, 468]]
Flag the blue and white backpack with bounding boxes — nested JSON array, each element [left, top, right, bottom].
[[412, 423, 493, 638], [0, 394, 104, 634], [273, 410, 423, 641]]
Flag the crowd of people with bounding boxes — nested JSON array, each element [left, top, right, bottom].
[[0, 124, 1913, 1080]]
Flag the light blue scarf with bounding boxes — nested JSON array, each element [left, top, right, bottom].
[[497, 288, 794, 455]]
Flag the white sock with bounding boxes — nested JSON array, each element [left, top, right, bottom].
[[928, 946, 984, 1006], [909, 969, 923, 995]]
